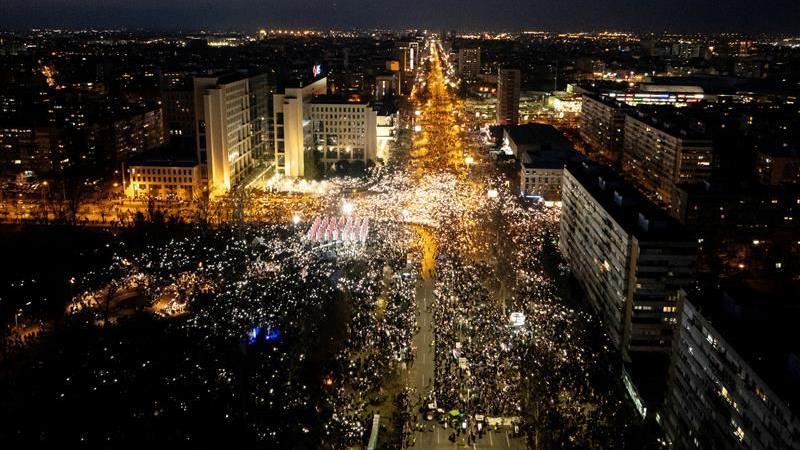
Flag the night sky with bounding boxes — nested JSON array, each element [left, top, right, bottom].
[[2, 0, 799, 33]]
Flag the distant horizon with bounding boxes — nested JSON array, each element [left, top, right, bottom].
[[3, 26, 800, 38], [2, 0, 799, 35]]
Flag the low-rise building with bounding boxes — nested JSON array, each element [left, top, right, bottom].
[[519, 149, 570, 200], [124, 143, 202, 201], [506, 124, 575, 200], [503, 123, 573, 159]]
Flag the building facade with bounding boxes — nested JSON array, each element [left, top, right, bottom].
[[663, 295, 800, 450], [125, 160, 202, 201], [579, 94, 631, 163], [394, 42, 419, 96], [754, 148, 800, 186], [560, 160, 696, 358], [0, 125, 68, 173], [519, 153, 565, 200], [160, 72, 195, 139], [273, 78, 329, 178], [195, 71, 272, 195], [309, 96, 378, 172], [374, 73, 399, 101], [504, 124, 573, 200], [622, 111, 713, 207], [497, 68, 521, 126], [274, 78, 394, 177], [458, 48, 481, 82], [85, 105, 165, 164]]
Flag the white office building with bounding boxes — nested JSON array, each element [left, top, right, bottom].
[[194, 71, 271, 195], [273, 77, 395, 177]]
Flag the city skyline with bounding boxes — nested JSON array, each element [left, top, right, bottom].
[[2, 0, 800, 33], [1, 18, 798, 449]]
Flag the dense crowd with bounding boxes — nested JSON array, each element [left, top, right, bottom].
[[2, 38, 642, 449]]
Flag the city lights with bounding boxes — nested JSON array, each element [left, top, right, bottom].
[[2, 20, 798, 450]]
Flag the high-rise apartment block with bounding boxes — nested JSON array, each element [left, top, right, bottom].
[[87, 104, 165, 163], [497, 68, 521, 126], [457, 48, 481, 82], [160, 72, 195, 138], [560, 159, 696, 358], [272, 78, 328, 178], [579, 94, 632, 163], [622, 109, 713, 207], [374, 73, 399, 101], [663, 289, 800, 450], [394, 42, 419, 96]]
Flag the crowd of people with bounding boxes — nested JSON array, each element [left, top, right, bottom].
[[1, 38, 644, 449]]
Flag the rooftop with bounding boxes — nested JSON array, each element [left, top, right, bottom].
[[627, 105, 711, 140], [505, 123, 573, 149], [311, 93, 369, 105], [521, 148, 575, 169], [126, 138, 198, 168], [584, 92, 632, 110], [200, 69, 268, 86], [565, 158, 692, 241]]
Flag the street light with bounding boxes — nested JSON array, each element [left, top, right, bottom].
[[292, 213, 302, 225], [487, 189, 499, 199], [464, 156, 474, 166], [341, 201, 354, 216]]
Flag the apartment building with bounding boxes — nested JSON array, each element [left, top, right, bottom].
[[622, 108, 713, 207], [560, 159, 696, 358], [579, 94, 631, 163]]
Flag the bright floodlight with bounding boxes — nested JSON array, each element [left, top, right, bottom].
[[414, 110, 421, 116], [414, 125, 422, 133], [292, 214, 302, 225], [464, 156, 474, 166], [487, 189, 499, 199], [341, 201, 354, 216]]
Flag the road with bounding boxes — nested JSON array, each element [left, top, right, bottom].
[[406, 222, 525, 449]]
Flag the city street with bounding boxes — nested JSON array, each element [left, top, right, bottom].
[[397, 38, 528, 449], [1, 32, 643, 449]]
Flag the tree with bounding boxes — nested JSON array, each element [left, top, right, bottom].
[[304, 149, 323, 180], [192, 190, 212, 229], [350, 160, 366, 177], [102, 280, 121, 328], [334, 160, 351, 176], [58, 169, 89, 225], [230, 187, 252, 228]]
